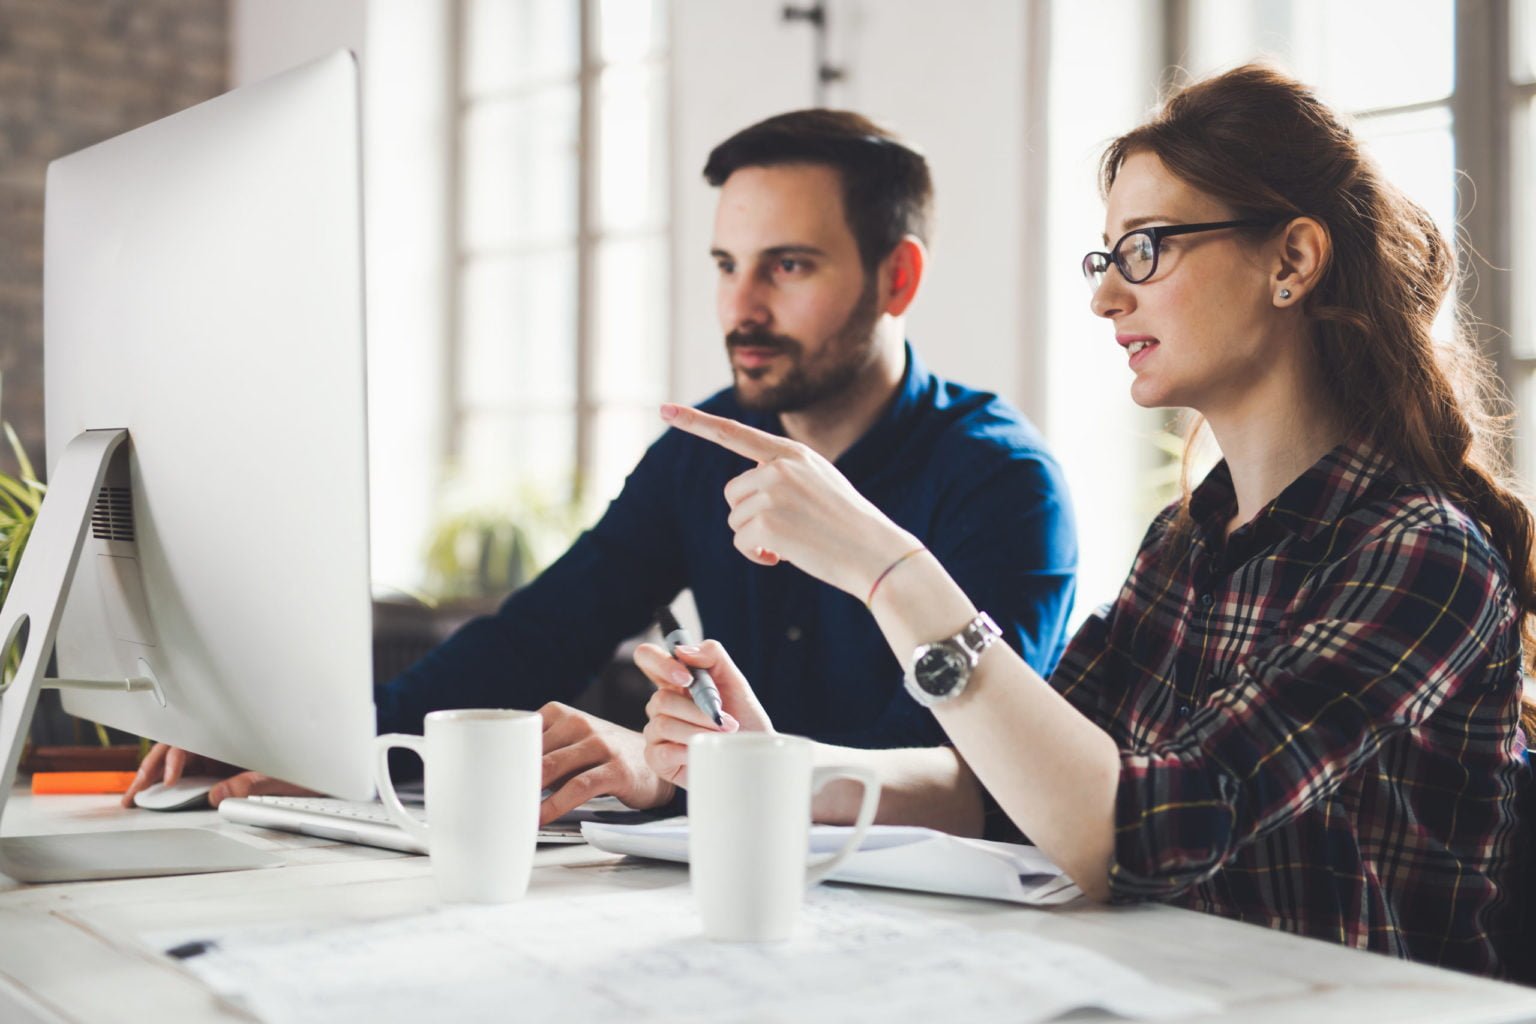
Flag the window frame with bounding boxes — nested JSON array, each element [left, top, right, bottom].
[[445, 0, 672, 511]]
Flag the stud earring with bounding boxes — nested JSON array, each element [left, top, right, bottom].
[[1278, 288, 1292, 300]]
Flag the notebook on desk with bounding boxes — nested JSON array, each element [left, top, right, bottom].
[[582, 819, 1082, 905], [219, 794, 663, 854]]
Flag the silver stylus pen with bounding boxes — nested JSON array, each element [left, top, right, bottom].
[[655, 606, 725, 727]]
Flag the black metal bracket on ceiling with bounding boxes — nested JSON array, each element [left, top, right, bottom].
[[781, 3, 846, 103]]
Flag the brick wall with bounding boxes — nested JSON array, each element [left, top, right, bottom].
[[0, 0, 228, 480]]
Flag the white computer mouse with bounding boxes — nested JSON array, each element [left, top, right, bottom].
[[132, 776, 222, 812]]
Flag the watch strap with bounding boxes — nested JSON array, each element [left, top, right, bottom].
[[955, 611, 1002, 663]]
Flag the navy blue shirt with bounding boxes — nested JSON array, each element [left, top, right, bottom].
[[376, 344, 1078, 750]]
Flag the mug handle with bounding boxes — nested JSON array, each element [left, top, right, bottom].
[[374, 733, 431, 847], [804, 765, 881, 887]]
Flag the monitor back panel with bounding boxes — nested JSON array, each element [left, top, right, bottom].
[[42, 51, 375, 800]]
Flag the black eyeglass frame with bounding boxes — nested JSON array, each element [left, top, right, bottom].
[[1082, 218, 1282, 288]]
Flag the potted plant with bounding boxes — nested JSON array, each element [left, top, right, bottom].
[[420, 478, 584, 605], [368, 478, 587, 684]]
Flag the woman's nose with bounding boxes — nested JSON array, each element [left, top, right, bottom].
[[1089, 272, 1133, 320]]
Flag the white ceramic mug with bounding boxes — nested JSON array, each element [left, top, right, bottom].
[[687, 732, 881, 942], [374, 708, 541, 904]]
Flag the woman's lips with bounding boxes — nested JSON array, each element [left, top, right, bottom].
[[1116, 335, 1159, 368]]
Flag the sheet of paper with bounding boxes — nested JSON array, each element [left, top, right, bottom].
[[582, 821, 1082, 905], [150, 885, 1216, 1023]]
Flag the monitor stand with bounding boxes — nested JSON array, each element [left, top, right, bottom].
[[0, 429, 281, 882]]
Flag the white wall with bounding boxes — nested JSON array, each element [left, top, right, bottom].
[[232, 0, 451, 595]]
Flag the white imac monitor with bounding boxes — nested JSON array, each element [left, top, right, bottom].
[[0, 51, 377, 881]]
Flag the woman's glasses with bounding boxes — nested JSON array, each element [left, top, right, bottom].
[[1081, 219, 1278, 292]]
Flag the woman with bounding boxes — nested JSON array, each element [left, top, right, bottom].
[[636, 64, 1531, 977]]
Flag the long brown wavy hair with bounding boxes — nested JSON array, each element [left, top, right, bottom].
[[1100, 64, 1536, 737]]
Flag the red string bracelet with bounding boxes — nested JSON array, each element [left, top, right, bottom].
[[865, 546, 926, 609]]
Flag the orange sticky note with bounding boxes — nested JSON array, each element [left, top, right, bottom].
[[31, 771, 140, 795]]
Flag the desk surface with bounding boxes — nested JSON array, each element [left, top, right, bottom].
[[1, 788, 1533, 1024]]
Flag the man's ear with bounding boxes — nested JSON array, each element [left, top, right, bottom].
[[1271, 216, 1329, 306], [880, 236, 926, 317]]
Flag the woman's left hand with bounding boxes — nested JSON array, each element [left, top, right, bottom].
[[660, 403, 919, 597]]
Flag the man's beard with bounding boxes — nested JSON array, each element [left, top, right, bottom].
[[727, 274, 882, 414]]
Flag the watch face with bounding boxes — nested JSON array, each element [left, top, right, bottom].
[[913, 645, 969, 697]]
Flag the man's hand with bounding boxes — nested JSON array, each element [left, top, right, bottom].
[[121, 743, 316, 808], [536, 704, 680, 825], [635, 639, 771, 789]]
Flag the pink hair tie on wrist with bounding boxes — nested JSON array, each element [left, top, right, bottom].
[[865, 547, 926, 609]]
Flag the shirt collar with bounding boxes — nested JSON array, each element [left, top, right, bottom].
[[728, 343, 931, 481], [1190, 435, 1397, 548], [734, 342, 930, 476], [831, 342, 931, 480]]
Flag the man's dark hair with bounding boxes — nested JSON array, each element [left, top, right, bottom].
[[703, 109, 933, 270]]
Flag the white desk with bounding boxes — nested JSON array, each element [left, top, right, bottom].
[[1, 788, 1533, 1024]]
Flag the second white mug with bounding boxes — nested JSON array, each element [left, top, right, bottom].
[[688, 732, 880, 941], [374, 708, 541, 904]]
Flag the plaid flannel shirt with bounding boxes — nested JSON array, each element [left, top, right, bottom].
[[1051, 438, 1526, 976]]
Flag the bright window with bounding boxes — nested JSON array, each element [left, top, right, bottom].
[[1042, 0, 1169, 620], [452, 0, 670, 522], [1188, 0, 1457, 339], [1513, 0, 1536, 484]]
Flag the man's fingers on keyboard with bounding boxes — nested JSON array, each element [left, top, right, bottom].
[[209, 773, 314, 807], [208, 771, 264, 807], [253, 779, 318, 799], [539, 768, 608, 826]]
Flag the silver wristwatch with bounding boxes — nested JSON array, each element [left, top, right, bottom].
[[903, 612, 1002, 707]]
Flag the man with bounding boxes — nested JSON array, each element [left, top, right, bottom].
[[125, 110, 1078, 829]]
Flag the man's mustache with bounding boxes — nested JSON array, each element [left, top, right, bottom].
[[726, 330, 801, 355]]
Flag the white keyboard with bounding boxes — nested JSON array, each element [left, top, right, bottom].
[[254, 796, 435, 825], [218, 795, 585, 854]]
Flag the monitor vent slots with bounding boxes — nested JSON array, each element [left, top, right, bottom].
[[90, 487, 135, 542]]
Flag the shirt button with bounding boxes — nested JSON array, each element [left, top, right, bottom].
[[1199, 593, 1214, 609], [786, 625, 802, 642], [1178, 704, 1192, 718]]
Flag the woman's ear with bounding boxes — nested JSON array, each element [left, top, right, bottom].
[[1272, 216, 1329, 307], [881, 236, 927, 317]]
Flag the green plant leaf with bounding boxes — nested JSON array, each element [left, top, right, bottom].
[[0, 486, 23, 521], [4, 526, 29, 575], [0, 474, 36, 513], [2, 515, 33, 597], [4, 422, 37, 486], [1, 519, 25, 571]]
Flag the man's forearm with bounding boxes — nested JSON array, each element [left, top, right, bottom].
[[808, 743, 985, 837]]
